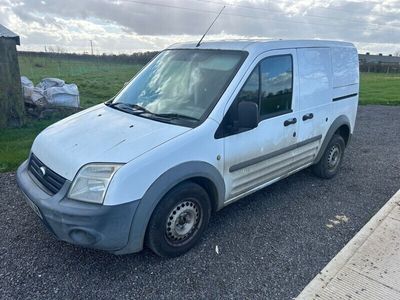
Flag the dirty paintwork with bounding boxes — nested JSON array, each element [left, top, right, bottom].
[[17, 39, 359, 255], [31, 104, 191, 180]]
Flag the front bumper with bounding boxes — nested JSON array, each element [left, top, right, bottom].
[[16, 160, 139, 253]]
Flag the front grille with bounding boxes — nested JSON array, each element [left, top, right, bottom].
[[28, 153, 66, 195]]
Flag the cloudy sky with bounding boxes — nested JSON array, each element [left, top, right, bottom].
[[1, 0, 399, 55]]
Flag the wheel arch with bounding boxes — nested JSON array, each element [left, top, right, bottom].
[[189, 176, 220, 213], [115, 161, 225, 254], [314, 115, 351, 164], [336, 124, 351, 146]]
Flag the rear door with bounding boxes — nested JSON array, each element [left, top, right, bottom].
[[221, 49, 300, 202]]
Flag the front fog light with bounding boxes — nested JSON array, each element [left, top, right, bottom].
[[68, 164, 122, 204]]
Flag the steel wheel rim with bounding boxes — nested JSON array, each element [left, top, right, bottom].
[[165, 199, 201, 245], [327, 144, 341, 169]]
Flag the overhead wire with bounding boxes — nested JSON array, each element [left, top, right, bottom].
[[115, 0, 399, 33], [190, 0, 399, 29]]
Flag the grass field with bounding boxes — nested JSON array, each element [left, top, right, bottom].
[[0, 54, 399, 172], [0, 55, 143, 172], [19, 54, 143, 108], [360, 73, 400, 105]]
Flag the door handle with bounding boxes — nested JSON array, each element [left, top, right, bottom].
[[284, 118, 297, 126], [302, 113, 314, 121]]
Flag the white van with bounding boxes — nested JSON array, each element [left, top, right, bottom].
[[17, 40, 359, 257]]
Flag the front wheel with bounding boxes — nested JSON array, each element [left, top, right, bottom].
[[312, 134, 345, 179], [145, 181, 211, 257]]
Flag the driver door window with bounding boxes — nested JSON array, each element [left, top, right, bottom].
[[236, 67, 259, 104], [260, 55, 293, 118]]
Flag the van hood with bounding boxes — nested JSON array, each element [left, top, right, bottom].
[[31, 104, 191, 180]]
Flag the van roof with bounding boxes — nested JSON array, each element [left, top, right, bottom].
[[168, 39, 355, 52]]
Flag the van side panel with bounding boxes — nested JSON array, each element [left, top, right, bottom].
[[331, 46, 359, 135], [297, 48, 332, 111], [296, 48, 333, 165], [332, 46, 359, 88]]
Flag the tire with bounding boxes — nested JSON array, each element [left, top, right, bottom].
[[145, 181, 211, 257], [312, 134, 346, 179]]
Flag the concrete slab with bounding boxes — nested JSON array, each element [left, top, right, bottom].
[[297, 190, 400, 300], [389, 203, 400, 222], [315, 267, 400, 300], [347, 217, 400, 291]]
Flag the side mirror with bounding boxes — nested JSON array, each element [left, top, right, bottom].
[[123, 81, 129, 87], [237, 101, 259, 130]]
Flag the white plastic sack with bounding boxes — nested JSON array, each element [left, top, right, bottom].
[[23, 86, 34, 99], [31, 87, 47, 106], [21, 76, 34, 99], [44, 84, 80, 108], [37, 78, 65, 90], [21, 76, 33, 87]]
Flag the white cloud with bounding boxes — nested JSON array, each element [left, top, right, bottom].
[[0, 0, 399, 54]]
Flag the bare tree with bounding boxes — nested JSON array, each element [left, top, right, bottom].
[[56, 46, 66, 54]]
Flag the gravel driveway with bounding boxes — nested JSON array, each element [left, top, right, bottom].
[[1, 105, 399, 300]]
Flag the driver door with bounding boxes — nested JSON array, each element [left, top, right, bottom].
[[221, 50, 300, 203]]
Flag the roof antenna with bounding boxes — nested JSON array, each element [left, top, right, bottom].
[[196, 6, 225, 47]]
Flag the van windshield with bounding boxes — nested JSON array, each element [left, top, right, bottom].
[[109, 49, 246, 126]]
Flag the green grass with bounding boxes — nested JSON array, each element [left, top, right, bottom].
[[0, 54, 399, 173], [0, 119, 55, 172], [359, 73, 400, 105], [0, 54, 143, 172], [19, 55, 143, 108]]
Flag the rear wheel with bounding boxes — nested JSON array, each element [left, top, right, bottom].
[[146, 181, 211, 257], [312, 134, 345, 179]]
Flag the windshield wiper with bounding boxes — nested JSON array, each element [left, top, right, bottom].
[[153, 113, 199, 121], [105, 102, 126, 108], [106, 102, 151, 114], [106, 102, 199, 122], [129, 103, 152, 114], [105, 102, 134, 113]]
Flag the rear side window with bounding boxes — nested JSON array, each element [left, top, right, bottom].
[[260, 55, 293, 117]]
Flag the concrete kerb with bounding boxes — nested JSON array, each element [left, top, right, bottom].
[[296, 189, 400, 299]]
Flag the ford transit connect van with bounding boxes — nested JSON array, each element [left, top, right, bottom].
[[17, 40, 359, 257]]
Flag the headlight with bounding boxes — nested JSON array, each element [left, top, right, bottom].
[[68, 163, 123, 204]]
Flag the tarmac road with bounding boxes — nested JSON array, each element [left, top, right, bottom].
[[1, 105, 399, 299]]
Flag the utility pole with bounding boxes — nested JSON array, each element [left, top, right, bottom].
[[90, 40, 94, 55]]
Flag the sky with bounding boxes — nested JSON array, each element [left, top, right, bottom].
[[0, 0, 399, 55]]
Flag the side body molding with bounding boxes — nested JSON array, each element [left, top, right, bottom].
[[314, 115, 351, 164], [116, 161, 225, 254]]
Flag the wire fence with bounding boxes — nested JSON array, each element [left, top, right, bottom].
[[359, 62, 400, 74], [18, 51, 158, 80], [18, 50, 400, 79]]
